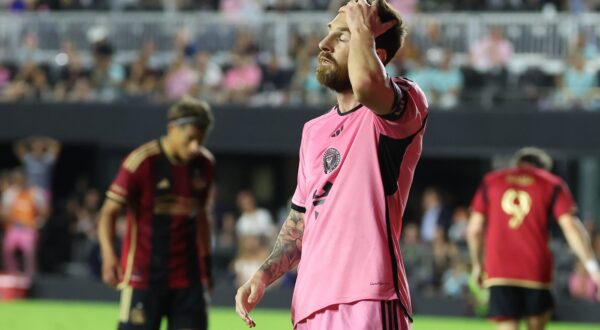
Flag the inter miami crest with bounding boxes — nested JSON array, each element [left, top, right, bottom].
[[323, 148, 341, 174]]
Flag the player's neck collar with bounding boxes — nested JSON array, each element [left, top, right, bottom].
[[335, 103, 363, 116], [159, 137, 184, 165]]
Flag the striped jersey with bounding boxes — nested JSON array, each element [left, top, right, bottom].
[[106, 139, 215, 289], [290, 77, 428, 326]]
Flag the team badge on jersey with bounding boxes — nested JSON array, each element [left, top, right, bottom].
[[323, 148, 341, 174]]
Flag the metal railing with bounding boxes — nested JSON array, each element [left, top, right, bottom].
[[1, 12, 599, 63]]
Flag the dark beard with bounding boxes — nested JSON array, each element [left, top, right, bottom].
[[316, 60, 352, 93]]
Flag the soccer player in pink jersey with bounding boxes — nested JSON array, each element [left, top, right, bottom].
[[235, 0, 428, 329]]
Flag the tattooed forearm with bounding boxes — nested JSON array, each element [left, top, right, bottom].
[[259, 209, 304, 285]]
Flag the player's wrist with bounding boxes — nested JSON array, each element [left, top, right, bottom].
[[100, 247, 117, 260], [585, 259, 600, 275], [253, 270, 270, 285]]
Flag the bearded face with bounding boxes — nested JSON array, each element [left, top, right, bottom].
[[316, 52, 352, 93]]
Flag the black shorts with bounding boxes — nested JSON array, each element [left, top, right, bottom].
[[488, 285, 554, 321], [118, 285, 207, 330]]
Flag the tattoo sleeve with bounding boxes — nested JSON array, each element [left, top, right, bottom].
[[259, 209, 304, 285]]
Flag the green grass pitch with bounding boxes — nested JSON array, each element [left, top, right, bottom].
[[0, 300, 597, 330]]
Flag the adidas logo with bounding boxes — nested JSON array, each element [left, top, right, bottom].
[[157, 178, 170, 189], [330, 125, 344, 138]]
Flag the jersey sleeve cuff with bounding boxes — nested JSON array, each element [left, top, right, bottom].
[[378, 78, 406, 121], [106, 190, 127, 204], [291, 203, 306, 213]]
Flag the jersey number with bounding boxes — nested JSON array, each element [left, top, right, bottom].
[[501, 189, 532, 229], [312, 181, 333, 206]]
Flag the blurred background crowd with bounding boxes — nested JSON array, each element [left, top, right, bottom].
[[2, 0, 600, 13], [1, 1, 600, 110]]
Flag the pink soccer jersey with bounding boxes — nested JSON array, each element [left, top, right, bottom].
[[290, 77, 428, 326]]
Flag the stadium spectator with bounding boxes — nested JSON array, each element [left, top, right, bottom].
[[406, 56, 434, 102], [430, 50, 464, 110], [164, 55, 196, 101], [191, 51, 224, 103], [469, 26, 513, 105], [1, 60, 49, 102], [432, 227, 458, 288], [442, 258, 470, 298], [13, 136, 61, 197], [90, 41, 124, 102], [136, 40, 167, 71], [16, 32, 44, 65], [122, 59, 149, 101], [569, 260, 599, 301], [558, 54, 599, 110], [420, 187, 452, 242], [448, 206, 469, 244], [401, 223, 435, 292], [222, 54, 263, 104], [255, 53, 293, 106], [0, 63, 12, 90], [220, 0, 264, 23], [394, 35, 421, 72], [569, 30, 599, 61], [235, 190, 275, 239], [470, 26, 514, 72], [53, 52, 89, 102], [418, 22, 450, 55], [1, 168, 49, 276]]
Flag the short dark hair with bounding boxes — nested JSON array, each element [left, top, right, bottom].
[[512, 147, 553, 171], [371, 0, 407, 65], [168, 97, 214, 132]]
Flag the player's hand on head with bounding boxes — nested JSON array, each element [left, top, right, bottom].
[[235, 274, 267, 328], [339, 0, 397, 38], [101, 253, 122, 288]]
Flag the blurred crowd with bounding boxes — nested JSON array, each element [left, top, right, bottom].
[[2, 0, 600, 13], [2, 23, 600, 111], [1, 139, 599, 304]]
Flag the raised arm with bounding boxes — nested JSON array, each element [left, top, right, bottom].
[[13, 138, 28, 161], [45, 137, 62, 158], [235, 209, 304, 328], [343, 0, 399, 115], [558, 214, 600, 300]]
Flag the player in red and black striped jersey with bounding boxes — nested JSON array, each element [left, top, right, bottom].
[[468, 147, 600, 330], [98, 97, 215, 330]]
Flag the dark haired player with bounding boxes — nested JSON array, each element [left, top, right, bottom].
[[98, 97, 215, 330]]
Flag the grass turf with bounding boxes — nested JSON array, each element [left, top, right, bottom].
[[0, 300, 597, 330]]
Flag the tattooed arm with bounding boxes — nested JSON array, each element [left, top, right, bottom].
[[258, 209, 304, 285], [235, 209, 305, 328]]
